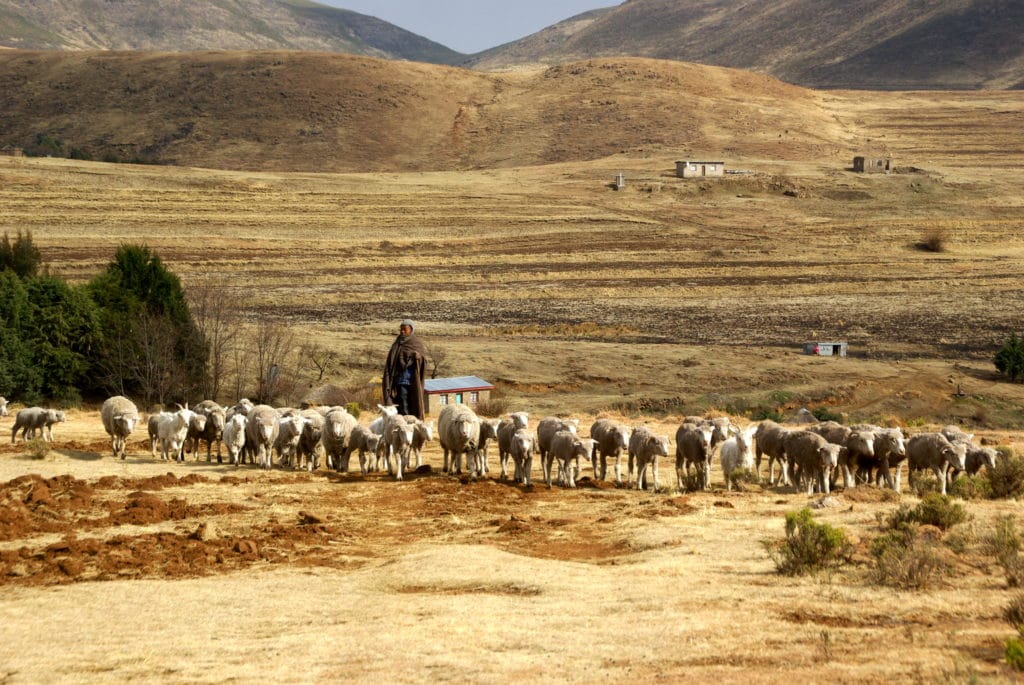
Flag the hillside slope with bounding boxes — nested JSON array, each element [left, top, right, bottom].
[[0, 0, 464, 64], [466, 0, 1024, 90], [0, 50, 838, 172]]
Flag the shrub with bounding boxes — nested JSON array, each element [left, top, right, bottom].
[[917, 228, 947, 253], [1006, 638, 1024, 671], [879, 494, 967, 531], [1004, 594, 1024, 635], [870, 526, 950, 590], [988, 451, 1024, 499], [728, 467, 759, 487], [812, 407, 844, 423], [764, 508, 852, 576], [344, 402, 361, 419], [25, 438, 48, 460], [914, 493, 968, 530], [989, 516, 1024, 588], [750, 406, 783, 422], [949, 473, 992, 500], [475, 397, 510, 418]]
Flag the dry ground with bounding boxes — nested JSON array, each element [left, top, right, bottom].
[[0, 411, 1021, 683]]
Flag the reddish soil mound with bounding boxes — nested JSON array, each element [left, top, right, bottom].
[[0, 474, 96, 540]]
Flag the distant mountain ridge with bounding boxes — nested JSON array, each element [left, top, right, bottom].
[[0, 0, 464, 65], [465, 0, 1024, 90]]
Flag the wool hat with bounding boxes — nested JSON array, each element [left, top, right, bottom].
[[400, 319, 415, 331]]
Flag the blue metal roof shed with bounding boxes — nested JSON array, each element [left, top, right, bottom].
[[423, 376, 495, 415], [424, 376, 495, 393]]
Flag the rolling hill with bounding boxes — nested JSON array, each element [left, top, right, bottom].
[[0, 0, 464, 64], [466, 0, 1024, 90], [0, 50, 838, 172]]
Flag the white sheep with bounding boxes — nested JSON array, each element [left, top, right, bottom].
[[322, 407, 359, 472], [544, 430, 595, 489], [350, 425, 382, 474], [245, 404, 280, 470], [100, 396, 140, 461], [589, 418, 631, 484], [155, 405, 204, 462], [629, 426, 670, 492], [11, 407, 65, 443], [907, 432, 968, 495], [385, 415, 415, 481], [222, 413, 247, 466], [675, 421, 714, 490], [438, 404, 482, 476], [497, 412, 529, 480], [719, 425, 757, 491], [508, 428, 536, 486], [0, 396, 7, 417]]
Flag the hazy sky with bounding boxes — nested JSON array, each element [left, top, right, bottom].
[[322, 1, 615, 54]]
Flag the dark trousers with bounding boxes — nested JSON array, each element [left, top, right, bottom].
[[397, 385, 411, 416]]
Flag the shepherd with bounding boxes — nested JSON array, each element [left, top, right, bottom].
[[382, 319, 427, 420]]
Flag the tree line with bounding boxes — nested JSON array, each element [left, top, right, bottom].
[[1, 231, 451, 409]]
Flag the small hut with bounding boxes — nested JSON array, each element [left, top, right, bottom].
[[676, 160, 725, 178], [853, 156, 891, 173], [803, 341, 848, 357]]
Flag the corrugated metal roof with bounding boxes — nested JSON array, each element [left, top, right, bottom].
[[424, 376, 494, 393]]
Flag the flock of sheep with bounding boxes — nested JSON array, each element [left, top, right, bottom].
[[3, 393, 998, 495]]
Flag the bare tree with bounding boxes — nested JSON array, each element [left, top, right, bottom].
[[301, 343, 338, 383], [428, 345, 451, 379], [187, 277, 240, 402], [251, 320, 296, 405]]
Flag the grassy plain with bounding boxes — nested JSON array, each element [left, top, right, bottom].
[[0, 82, 1023, 682]]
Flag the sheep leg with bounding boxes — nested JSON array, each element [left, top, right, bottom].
[[651, 457, 659, 493], [934, 466, 947, 495], [523, 455, 532, 486]]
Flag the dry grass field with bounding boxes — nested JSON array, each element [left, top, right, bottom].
[[1, 69, 1024, 682]]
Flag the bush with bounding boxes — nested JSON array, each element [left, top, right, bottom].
[[879, 494, 968, 532], [475, 397, 510, 418], [989, 516, 1024, 588], [914, 493, 968, 530], [727, 467, 759, 487], [989, 451, 1024, 499], [871, 525, 950, 590], [1006, 638, 1024, 671], [811, 407, 844, 423], [344, 401, 361, 419], [917, 228, 947, 253], [949, 473, 992, 500], [764, 508, 852, 576], [750, 406, 783, 422]]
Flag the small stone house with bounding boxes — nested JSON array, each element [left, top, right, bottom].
[[853, 156, 892, 173], [676, 160, 725, 178], [424, 376, 495, 416], [803, 341, 848, 357]]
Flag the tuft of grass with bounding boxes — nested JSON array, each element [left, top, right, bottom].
[[950, 473, 992, 500], [916, 228, 947, 252], [764, 508, 852, 576], [25, 438, 48, 460], [988, 516, 1024, 588]]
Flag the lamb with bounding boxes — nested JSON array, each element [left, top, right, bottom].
[[906, 432, 968, 495], [100, 395, 140, 461], [755, 420, 792, 485], [719, 425, 758, 491], [628, 426, 670, 492], [189, 400, 226, 462], [438, 403, 482, 476], [497, 412, 530, 480], [840, 430, 876, 489], [10, 407, 65, 443], [222, 413, 247, 466], [589, 418, 631, 484], [543, 429, 595, 489], [295, 409, 325, 471], [369, 404, 399, 436], [940, 425, 975, 445], [403, 416, 434, 469], [477, 418, 502, 475], [384, 415, 415, 481], [245, 404, 280, 470], [783, 430, 842, 495], [322, 407, 359, 472], [350, 425, 382, 474], [508, 428, 536, 486], [675, 421, 714, 490]]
